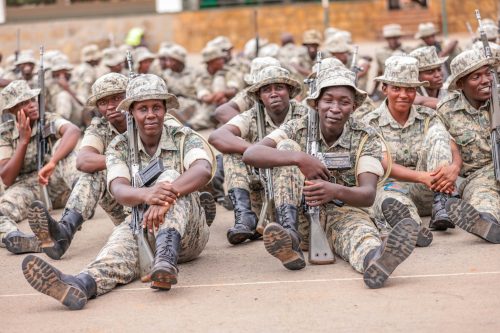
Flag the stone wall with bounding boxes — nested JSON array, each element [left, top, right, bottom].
[[0, 0, 497, 61]]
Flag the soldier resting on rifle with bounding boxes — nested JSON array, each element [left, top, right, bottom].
[[22, 74, 215, 310], [243, 65, 419, 289], [0, 80, 80, 254]]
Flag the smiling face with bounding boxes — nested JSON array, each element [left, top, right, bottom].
[[316, 86, 356, 136], [131, 99, 166, 138], [382, 84, 416, 115], [457, 65, 493, 105], [258, 83, 291, 115]]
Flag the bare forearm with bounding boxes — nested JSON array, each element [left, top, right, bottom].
[[76, 150, 106, 173], [110, 180, 148, 206], [414, 95, 438, 110], [243, 144, 301, 168], [172, 160, 212, 196], [0, 144, 28, 186], [389, 163, 424, 183], [334, 183, 376, 207], [439, 40, 458, 57], [450, 140, 463, 174], [214, 102, 240, 124], [208, 127, 249, 154], [51, 127, 80, 165]]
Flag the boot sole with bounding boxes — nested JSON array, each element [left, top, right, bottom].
[[227, 229, 256, 245], [446, 199, 500, 244], [263, 223, 305, 271], [28, 201, 55, 248], [381, 197, 432, 248], [22, 255, 87, 310], [429, 218, 455, 231], [200, 192, 217, 227], [150, 269, 177, 288], [3, 234, 41, 254], [363, 218, 418, 289]]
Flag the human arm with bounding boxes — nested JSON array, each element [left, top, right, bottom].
[[208, 124, 250, 154], [439, 40, 459, 57], [414, 95, 438, 110], [214, 101, 241, 124], [429, 140, 462, 193], [303, 172, 378, 207], [76, 146, 106, 173]]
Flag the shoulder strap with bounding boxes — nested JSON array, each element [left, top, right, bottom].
[[354, 132, 392, 187], [178, 129, 217, 181]]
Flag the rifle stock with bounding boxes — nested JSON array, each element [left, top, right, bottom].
[[37, 46, 52, 212], [476, 9, 500, 182]]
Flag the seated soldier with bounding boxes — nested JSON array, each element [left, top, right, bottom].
[[209, 66, 307, 245], [0, 80, 80, 254], [365, 56, 462, 238], [27, 73, 130, 260], [22, 74, 215, 310], [437, 49, 500, 242], [243, 66, 419, 289]]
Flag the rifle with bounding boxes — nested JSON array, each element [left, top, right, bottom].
[[14, 29, 20, 74], [465, 22, 476, 43], [253, 9, 259, 58], [476, 9, 500, 183], [125, 51, 158, 282], [255, 101, 275, 234], [37, 46, 52, 212], [350, 45, 362, 84], [304, 52, 336, 265]]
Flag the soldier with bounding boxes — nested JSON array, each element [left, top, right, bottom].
[[134, 47, 156, 75], [414, 22, 461, 75], [209, 65, 307, 245], [48, 54, 85, 127], [100, 47, 126, 75], [289, 29, 322, 83], [323, 36, 352, 66], [0, 80, 80, 254], [208, 35, 250, 84], [190, 45, 241, 130], [160, 44, 199, 124], [243, 66, 419, 289], [27, 73, 130, 260], [72, 44, 101, 105], [3, 50, 37, 87], [22, 74, 215, 309], [365, 55, 462, 240], [409, 46, 448, 109], [437, 50, 500, 243]]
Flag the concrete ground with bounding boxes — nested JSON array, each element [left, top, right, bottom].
[[1, 204, 500, 333], [1, 32, 500, 332]]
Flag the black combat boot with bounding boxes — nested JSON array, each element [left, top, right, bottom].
[[2, 230, 42, 254], [381, 197, 433, 247], [446, 198, 500, 244], [429, 192, 455, 231], [226, 188, 259, 245], [22, 254, 96, 310], [363, 218, 419, 289], [28, 201, 84, 260], [199, 192, 217, 227], [150, 228, 181, 290], [263, 204, 306, 270]]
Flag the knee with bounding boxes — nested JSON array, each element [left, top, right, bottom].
[[277, 139, 301, 152], [157, 170, 181, 184]]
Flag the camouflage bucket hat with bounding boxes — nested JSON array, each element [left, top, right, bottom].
[[102, 47, 126, 67], [302, 29, 322, 45], [201, 45, 226, 63], [160, 44, 187, 64], [247, 66, 302, 100], [323, 36, 352, 54], [382, 24, 403, 38], [1, 80, 40, 112], [473, 41, 500, 61], [117, 74, 179, 112], [51, 54, 73, 72], [477, 23, 498, 41], [306, 57, 344, 80], [244, 56, 281, 85], [207, 36, 233, 51], [375, 55, 429, 87], [409, 46, 448, 71], [305, 66, 367, 108], [81, 44, 101, 62], [134, 47, 156, 63], [414, 22, 438, 39], [14, 49, 36, 66], [87, 73, 128, 107], [447, 49, 497, 91]]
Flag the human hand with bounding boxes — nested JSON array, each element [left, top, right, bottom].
[[38, 160, 56, 185], [297, 153, 330, 181], [143, 204, 171, 233], [144, 182, 178, 206], [303, 179, 338, 206], [17, 109, 32, 146], [430, 164, 459, 194]]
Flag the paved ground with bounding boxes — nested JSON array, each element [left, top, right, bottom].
[[2, 32, 500, 332]]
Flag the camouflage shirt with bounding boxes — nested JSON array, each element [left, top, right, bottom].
[[227, 99, 308, 143], [437, 90, 492, 177], [71, 62, 97, 103], [162, 67, 197, 100], [195, 66, 244, 100], [80, 116, 123, 154], [106, 124, 213, 189], [0, 112, 69, 178], [230, 87, 254, 114], [267, 116, 383, 187], [375, 45, 412, 74], [364, 101, 438, 169]]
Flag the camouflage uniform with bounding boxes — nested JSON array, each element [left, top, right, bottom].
[[225, 99, 308, 213], [266, 116, 384, 272], [375, 25, 412, 75], [2, 50, 39, 89], [0, 82, 78, 244], [437, 91, 500, 221], [72, 44, 101, 105], [84, 122, 212, 295]]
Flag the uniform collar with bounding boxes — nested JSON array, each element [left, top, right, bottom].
[[378, 100, 425, 129], [454, 91, 490, 115], [264, 102, 293, 129], [320, 121, 351, 149], [137, 125, 177, 157]]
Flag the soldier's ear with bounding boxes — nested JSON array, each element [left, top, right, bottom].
[[456, 78, 464, 90], [381, 83, 388, 94]]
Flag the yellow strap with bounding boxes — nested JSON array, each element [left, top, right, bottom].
[[423, 116, 431, 136], [354, 132, 392, 187], [179, 130, 217, 182]]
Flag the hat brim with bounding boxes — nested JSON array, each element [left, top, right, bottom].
[[117, 93, 180, 113], [414, 31, 438, 39], [448, 57, 497, 91], [14, 59, 36, 66], [2, 88, 40, 112], [383, 33, 402, 38], [247, 76, 302, 101], [418, 56, 448, 71], [305, 78, 367, 108], [374, 76, 430, 87], [87, 89, 126, 108], [51, 65, 74, 72]]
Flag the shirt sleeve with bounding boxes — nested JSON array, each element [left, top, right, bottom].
[[0, 124, 13, 160], [226, 110, 253, 139], [106, 136, 131, 190], [181, 132, 213, 171], [356, 133, 384, 177], [80, 121, 105, 154]]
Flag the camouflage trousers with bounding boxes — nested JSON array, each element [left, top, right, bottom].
[[66, 171, 128, 225], [82, 169, 209, 295], [371, 122, 453, 227], [176, 96, 200, 122], [0, 153, 78, 244], [224, 153, 264, 215], [188, 103, 215, 130], [274, 139, 382, 273], [460, 164, 500, 221]]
